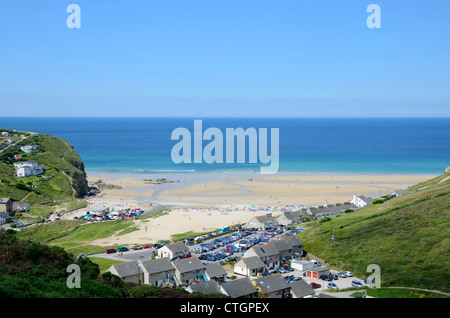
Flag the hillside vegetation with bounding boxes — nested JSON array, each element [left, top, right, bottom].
[[298, 171, 450, 293], [0, 129, 89, 221]]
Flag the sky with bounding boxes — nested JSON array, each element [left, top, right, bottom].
[[0, 0, 449, 117]]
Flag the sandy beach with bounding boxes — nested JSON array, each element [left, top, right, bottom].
[[60, 171, 435, 245]]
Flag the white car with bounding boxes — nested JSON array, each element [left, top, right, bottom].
[[327, 282, 339, 290], [344, 271, 353, 277]]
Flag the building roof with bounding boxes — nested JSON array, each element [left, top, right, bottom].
[[267, 239, 292, 253], [279, 235, 303, 248], [204, 263, 227, 278], [237, 256, 266, 270], [307, 266, 329, 273], [163, 242, 189, 254], [187, 280, 221, 295], [358, 196, 374, 204], [220, 278, 257, 298], [109, 261, 140, 277], [279, 211, 301, 220], [255, 274, 290, 293], [172, 257, 204, 273], [252, 214, 277, 224], [290, 280, 315, 298], [140, 258, 174, 274], [250, 243, 279, 258]]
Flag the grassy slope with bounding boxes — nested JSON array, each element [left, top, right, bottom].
[[0, 131, 88, 220], [298, 174, 450, 293]]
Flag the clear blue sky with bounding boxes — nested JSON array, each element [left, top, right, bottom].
[[0, 0, 449, 117]]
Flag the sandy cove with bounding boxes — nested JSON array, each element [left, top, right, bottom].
[[60, 172, 434, 245]]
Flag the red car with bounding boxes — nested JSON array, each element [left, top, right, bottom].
[[143, 244, 151, 249], [106, 248, 117, 254], [183, 253, 192, 258], [309, 282, 321, 289]]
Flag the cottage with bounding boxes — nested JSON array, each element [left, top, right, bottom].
[[219, 278, 258, 298], [255, 274, 291, 298], [157, 241, 189, 259], [245, 213, 278, 229], [185, 280, 222, 295], [0, 212, 12, 225], [106, 261, 143, 284], [276, 211, 302, 226], [350, 195, 374, 208], [204, 263, 228, 282], [290, 280, 315, 298], [20, 145, 37, 154], [234, 256, 267, 277], [267, 239, 293, 260], [172, 257, 206, 285], [244, 244, 280, 269], [278, 235, 303, 256], [0, 198, 13, 215], [13, 160, 44, 177], [139, 258, 175, 286]]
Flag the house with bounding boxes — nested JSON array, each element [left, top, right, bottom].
[[157, 241, 189, 259], [290, 280, 315, 298], [204, 263, 228, 282], [245, 213, 278, 229], [20, 145, 37, 154], [0, 198, 13, 215], [267, 239, 293, 260], [350, 195, 374, 208], [172, 257, 206, 285], [219, 278, 258, 298], [13, 202, 31, 212], [234, 256, 267, 277], [139, 258, 175, 286], [305, 266, 330, 279], [0, 212, 12, 225], [254, 274, 291, 298], [276, 211, 302, 226], [185, 280, 222, 296], [244, 244, 280, 270], [278, 235, 303, 257], [13, 160, 44, 177], [106, 261, 143, 284]]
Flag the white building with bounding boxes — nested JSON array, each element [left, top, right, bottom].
[[20, 145, 37, 154], [350, 195, 374, 208], [13, 160, 44, 177]]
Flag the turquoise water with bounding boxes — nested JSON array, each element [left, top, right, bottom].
[[0, 117, 449, 175]]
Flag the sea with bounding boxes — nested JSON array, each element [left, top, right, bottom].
[[0, 117, 449, 176]]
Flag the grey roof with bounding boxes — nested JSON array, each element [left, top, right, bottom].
[[187, 280, 221, 295], [109, 260, 140, 277], [255, 274, 290, 293], [204, 263, 227, 278], [251, 244, 279, 257], [140, 258, 174, 274], [237, 256, 266, 270], [267, 239, 292, 253], [279, 211, 301, 220], [310, 202, 358, 215], [290, 280, 315, 298], [220, 278, 257, 298], [307, 266, 329, 273], [0, 212, 12, 219], [172, 257, 204, 273], [253, 215, 278, 224], [358, 196, 374, 204], [164, 242, 189, 253], [0, 198, 11, 204], [279, 235, 303, 248]]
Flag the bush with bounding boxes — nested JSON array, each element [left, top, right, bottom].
[[373, 199, 384, 204], [319, 217, 332, 223]]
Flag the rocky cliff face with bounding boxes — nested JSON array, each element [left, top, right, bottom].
[[66, 157, 89, 198]]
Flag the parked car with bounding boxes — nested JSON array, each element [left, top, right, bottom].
[[290, 276, 302, 282], [132, 245, 143, 250], [320, 274, 333, 281], [327, 282, 339, 290], [143, 245, 152, 249], [344, 271, 353, 277], [337, 271, 347, 278], [118, 246, 129, 252], [330, 274, 339, 280], [309, 282, 321, 289], [283, 265, 294, 272], [352, 280, 364, 288], [106, 248, 117, 254]]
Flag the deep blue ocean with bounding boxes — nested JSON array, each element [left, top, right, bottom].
[[0, 117, 449, 175]]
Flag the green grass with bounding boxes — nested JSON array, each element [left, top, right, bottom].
[[88, 257, 124, 273], [298, 174, 450, 293]]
